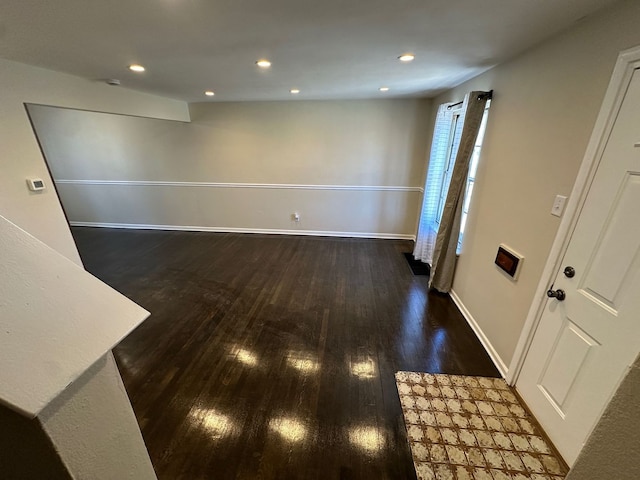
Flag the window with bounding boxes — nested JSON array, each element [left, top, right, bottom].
[[458, 100, 490, 251], [414, 97, 491, 266], [434, 101, 491, 253], [435, 109, 464, 226]]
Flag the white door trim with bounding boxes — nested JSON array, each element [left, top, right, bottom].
[[506, 45, 640, 384]]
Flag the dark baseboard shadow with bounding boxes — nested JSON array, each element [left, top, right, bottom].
[[402, 252, 430, 276]]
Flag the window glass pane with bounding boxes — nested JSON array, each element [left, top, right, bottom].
[[475, 100, 490, 146], [436, 112, 464, 224], [462, 180, 474, 214], [468, 147, 481, 179], [475, 111, 488, 147], [457, 103, 491, 253], [459, 213, 468, 241]]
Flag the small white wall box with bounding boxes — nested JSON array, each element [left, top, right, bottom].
[[495, 244, 524, 280], [27, 178, 46, 191]]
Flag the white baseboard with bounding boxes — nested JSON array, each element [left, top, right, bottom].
[[449, 289, 508, 378], [68, 221, 416, 241]]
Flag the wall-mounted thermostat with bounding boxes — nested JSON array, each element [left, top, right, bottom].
[[27, 178, 46, 191], [495, 244, 524, 280]]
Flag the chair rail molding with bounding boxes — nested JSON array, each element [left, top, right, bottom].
[[54, 179, 423, 193]]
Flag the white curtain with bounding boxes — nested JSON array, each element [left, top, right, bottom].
[[413, 100, 467, 265], [430, 91, 491, 292]]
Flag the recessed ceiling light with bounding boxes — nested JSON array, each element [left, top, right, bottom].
[[379, 87, 390, 92], [256, 59, 271, 68], [290, 89, 300, 94], [398, 54, 415, 62], [129, 64, 145, 72], [205, 90, 215, 96]]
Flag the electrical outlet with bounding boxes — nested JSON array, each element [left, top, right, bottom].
[[551, 195, 567, 217], [292, 212, 300, 222]]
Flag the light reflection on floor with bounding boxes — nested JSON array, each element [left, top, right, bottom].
[[351, 359, 377, 379], [189, 406, 234, 440], [286, 353, 320, 375], [232, 347, 258, 367], [399, 282, 431, 361], [348, 425, 386, 455], [426, 328, 447, 373], [269, 416, 308, 443]]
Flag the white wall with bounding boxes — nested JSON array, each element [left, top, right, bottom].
[[433, 0, 640, 370], [0, 57, 189, 263], [566, 353, 640, 480], [39, 353, 157, 480], [28, 99, 432, 239], [0, 56, 189, 478]]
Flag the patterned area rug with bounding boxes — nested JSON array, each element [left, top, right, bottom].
[[396, 372, 568, 480]]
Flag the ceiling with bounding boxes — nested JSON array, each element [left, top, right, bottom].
[[0, 0, 620, 102]]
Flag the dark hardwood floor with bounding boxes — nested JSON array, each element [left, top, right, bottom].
[[71, 227, 499, 480]]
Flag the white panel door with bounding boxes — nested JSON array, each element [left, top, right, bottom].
[[517, 68, 640, 465]]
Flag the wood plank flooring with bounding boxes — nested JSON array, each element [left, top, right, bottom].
[[71, 227, 499, 480]]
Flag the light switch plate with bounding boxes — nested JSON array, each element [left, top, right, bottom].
[[551, 195, 567, 217]]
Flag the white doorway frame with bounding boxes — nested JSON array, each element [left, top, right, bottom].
[[506, 45, 640, 384]]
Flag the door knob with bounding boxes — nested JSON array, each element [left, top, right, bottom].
[[563, 266, 575, 278], [547, 289, 566, 301]]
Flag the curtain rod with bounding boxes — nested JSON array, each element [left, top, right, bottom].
[[447, 90, 493, 110]]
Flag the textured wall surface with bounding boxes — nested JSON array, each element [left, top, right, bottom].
[[39, 354, 158, 480], [0, 215, 149, 417], [566, 354, 640, 480]]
